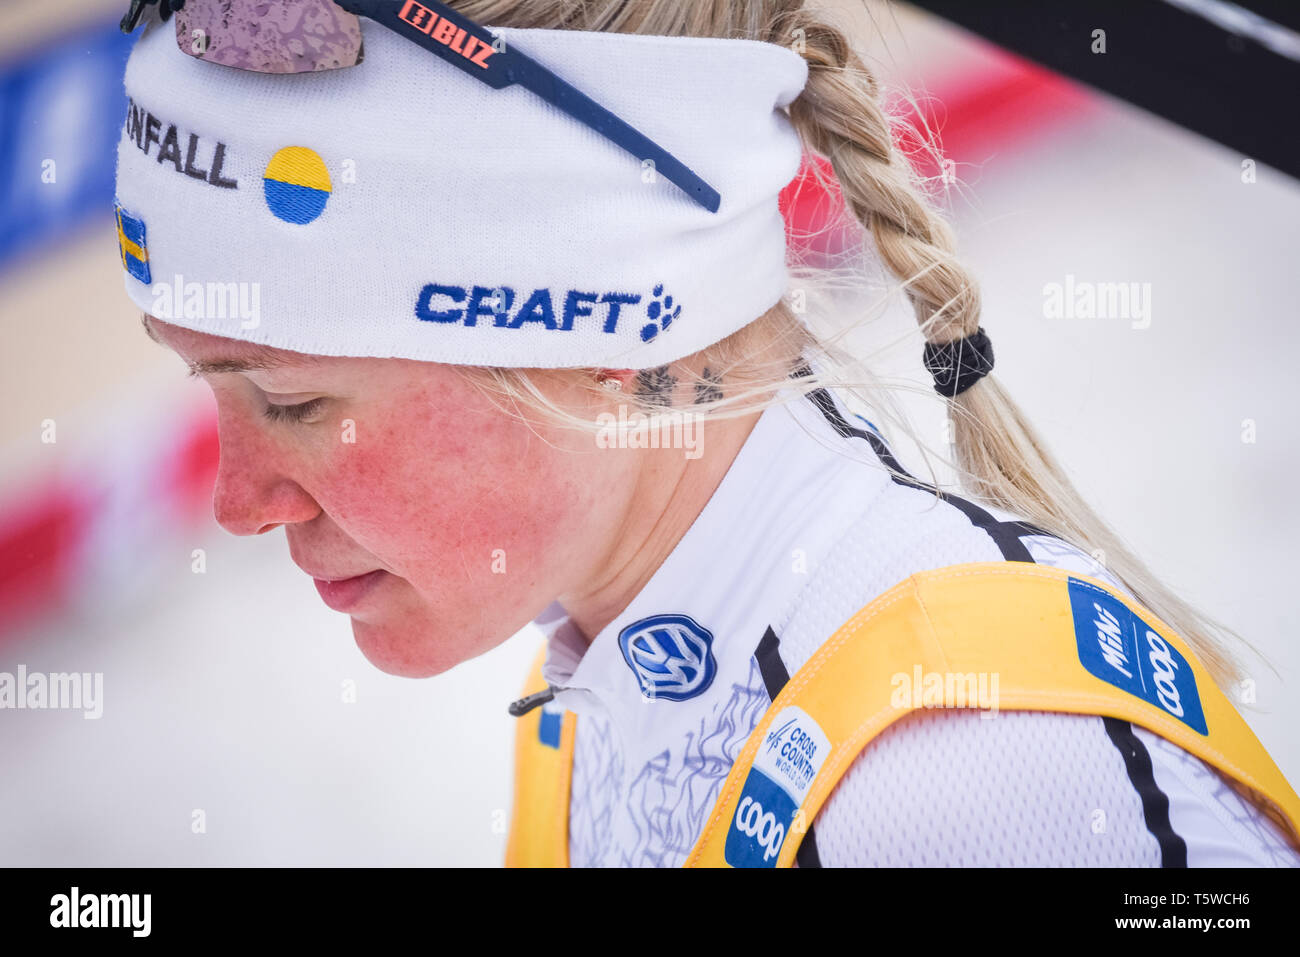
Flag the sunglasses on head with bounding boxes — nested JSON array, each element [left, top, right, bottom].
[[120, 0, 721, 213]]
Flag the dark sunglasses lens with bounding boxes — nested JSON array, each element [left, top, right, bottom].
[[173, 0, 363, 74]]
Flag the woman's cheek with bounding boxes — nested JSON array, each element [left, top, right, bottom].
[[312, 401, 590, 587]]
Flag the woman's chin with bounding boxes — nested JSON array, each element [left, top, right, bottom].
[[349, 618, 459, 678]]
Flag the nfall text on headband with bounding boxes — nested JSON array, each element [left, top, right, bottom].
[[114, 0, 808, 369]]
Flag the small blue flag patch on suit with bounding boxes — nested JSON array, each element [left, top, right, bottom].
[[115, 202, 151, 285], [537, 705, 563, 749]]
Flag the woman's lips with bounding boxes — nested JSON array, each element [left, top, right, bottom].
[[312, 569, 387, 612]]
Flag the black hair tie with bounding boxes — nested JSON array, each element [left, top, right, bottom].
[[923, 327, 994, 397]]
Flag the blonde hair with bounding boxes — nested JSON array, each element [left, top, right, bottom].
[[450, 0, 1260, 697]]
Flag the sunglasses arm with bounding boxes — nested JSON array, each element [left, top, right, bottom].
[[338, 0, 722, 213]]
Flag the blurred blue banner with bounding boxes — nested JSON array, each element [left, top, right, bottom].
[[0, 18, 132, 273]]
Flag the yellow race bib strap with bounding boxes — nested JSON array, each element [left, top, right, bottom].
[[684, 562, 1300, 867], [504, 643, 575, 868]]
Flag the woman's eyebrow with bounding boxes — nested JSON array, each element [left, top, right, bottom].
[[184, 357, 284, 376], [140, 313, 321, 376]]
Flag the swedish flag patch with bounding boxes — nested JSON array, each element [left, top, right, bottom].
[[115, 202, 151, 285]]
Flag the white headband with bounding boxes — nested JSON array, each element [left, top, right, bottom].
[[114, 17, 809, 369]]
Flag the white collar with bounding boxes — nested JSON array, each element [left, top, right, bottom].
[[532, 389, 890, 766]]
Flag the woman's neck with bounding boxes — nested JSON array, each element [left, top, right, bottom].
[[556, 407, 763, 645]]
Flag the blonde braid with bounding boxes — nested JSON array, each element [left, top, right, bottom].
[[775, 6, 1252, 692]]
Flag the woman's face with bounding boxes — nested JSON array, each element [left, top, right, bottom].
[[146, 317, 635, 677]]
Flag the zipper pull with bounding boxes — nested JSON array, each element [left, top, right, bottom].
[[508, 686, 556, 717]]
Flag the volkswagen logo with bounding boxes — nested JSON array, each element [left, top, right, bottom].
[[617, 613, 717, 701]]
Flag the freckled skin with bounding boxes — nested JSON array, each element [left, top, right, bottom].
[[150, 319, 639, 678]]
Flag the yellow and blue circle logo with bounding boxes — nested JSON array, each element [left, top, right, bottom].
[[263, 147, 332, 224]]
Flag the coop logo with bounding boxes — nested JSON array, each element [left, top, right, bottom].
[[725, 706, 830, 867], [735, 795, 787, 864], [1145, 631, 1184, 718], [397, 0, 496, 67], [414, 282, 681, 342], [1068, 577, 1207, 734], [617, 614, 716, 701]]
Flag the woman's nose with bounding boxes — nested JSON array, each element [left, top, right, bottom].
[[211, 413, 320, 536]]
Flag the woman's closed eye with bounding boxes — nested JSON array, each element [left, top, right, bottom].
[[262, 397, 327, 424]]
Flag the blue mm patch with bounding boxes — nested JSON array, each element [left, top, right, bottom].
[[1068, 576, 1207, 735]]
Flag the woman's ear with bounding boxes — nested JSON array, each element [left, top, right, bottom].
[[595, 369, 635, 393]]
